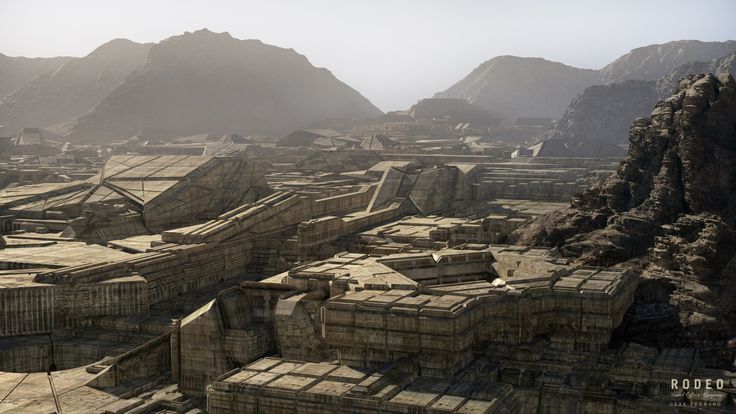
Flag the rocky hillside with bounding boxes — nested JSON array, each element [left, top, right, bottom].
[[538, 51, 736, 158], [0, 54, 72, 99], [657, 51, 736, 98], [600, 40, 736, 83], [435, 40, 735, 125], [0, 39, 151, 134], [509, 74, 736, 353], [66, 29, 382, 140], [434, 56, 601, 120], [536, 80, 658, 157]]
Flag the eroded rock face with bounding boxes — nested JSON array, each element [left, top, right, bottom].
[[511, 74, 736, 253], [509, 74, 736, 352], [537, 80, 658, 157], [545, 80, 658, 145]]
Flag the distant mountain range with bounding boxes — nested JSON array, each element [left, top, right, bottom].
[[0, 29, 381, 140], [1, 34, 735, 143], [436, 40, 736, 122], [599, 40, 736, 83]]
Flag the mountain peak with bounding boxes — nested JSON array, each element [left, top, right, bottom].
[[161, 28, 238, 46], [190, 28, 225, 35], [148, 29, 270, 63], [436, 54, 600, 120], [182, 28, 236, 40], [65, 30, 380, 139], [85, 38, 151, 60]]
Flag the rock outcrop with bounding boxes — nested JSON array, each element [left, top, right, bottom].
[[0, 39, 151, 134], [66, 29, 382, 140], [509, 74, 736, 353]]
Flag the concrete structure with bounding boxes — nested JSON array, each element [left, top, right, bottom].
[[202, 244, 735, 413], [0, 155, 272, 242], [2, 145, 728, 413]]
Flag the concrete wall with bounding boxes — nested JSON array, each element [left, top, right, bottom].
[[0, 340, 113, 372], [175, 283, 290, 396], [0, 285, 56, 337]]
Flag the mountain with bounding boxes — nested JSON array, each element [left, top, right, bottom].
[[656, 50, 736, 98], [66, 29, 382, 140], [600, 40, 736, 83], [536, 51, 736, 158], [508, 74, 736, 351], [534, 80, 658, 157], [434, 56, 601, 120], [0, 39, 151, 134], [434, 40, 736, 124], [0, 54, 72, 99]]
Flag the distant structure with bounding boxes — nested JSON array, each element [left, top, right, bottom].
[[0, 155, 271, 242], [277, 129, 361, 148], [13, 127, 47, 146], [408, 98, 498, 126], [514, 117, 555, 128], [510, 147, 533, 158], [360, 134, 399, 150]]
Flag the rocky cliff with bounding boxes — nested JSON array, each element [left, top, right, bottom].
[[66, 29, 382, 140], [509, 74, 736, 354]]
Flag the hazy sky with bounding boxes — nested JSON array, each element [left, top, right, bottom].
[[2, 0, 735, 111]]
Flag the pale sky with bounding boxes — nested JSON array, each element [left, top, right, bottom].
[[1, 0, 735, 111]]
